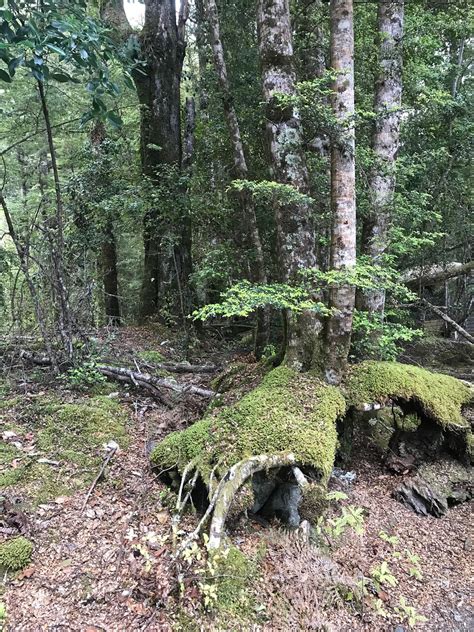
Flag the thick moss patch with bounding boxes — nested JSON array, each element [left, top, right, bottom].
[[151, 366, 345, 483], [345, 361, 472, 429], [0, 395, 130, 504], [0, 537, 33, 571]]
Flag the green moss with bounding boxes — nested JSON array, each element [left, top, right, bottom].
[[345, 361, 472, 429], [151, 366, 345, 483], [0, 537, 33, 571], [212, 545, 256, 616], [138, 350, 166, 364], [36, 395, 130, 457], [0, 395, 130, 504]]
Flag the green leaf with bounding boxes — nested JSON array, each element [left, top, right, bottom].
[[50, 72, 73, 83], [7, 56, 22, 75], [46, 44, 67, 57], [0, 68, 12, 83], [106, 111, 123, 129]]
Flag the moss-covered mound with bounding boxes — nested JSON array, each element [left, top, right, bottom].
[[346, 361, 472, 429], [0, 537, 33, 571], [151, 366, 346, 483]]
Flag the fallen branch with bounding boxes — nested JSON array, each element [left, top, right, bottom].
[[97, 365, 215, 399], [139, 360, 219, 374], [421, 299, 474, 344], [81, 442, 118, 513]]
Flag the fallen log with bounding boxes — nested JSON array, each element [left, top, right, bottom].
[[420, 299, 474, 344], [96, 365, 215, 399], [402, 261, 473, 289]]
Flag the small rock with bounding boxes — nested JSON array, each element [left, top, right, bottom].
[[332, 468, 357, 484], [463, 537, 472, 552], [394, 477, 448, 517]]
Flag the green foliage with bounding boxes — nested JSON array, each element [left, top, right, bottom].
[[352, 310, 423, 361], [0, 0, 135, 123], [231, 179, 314, 206], [0, 537, 33, 571], [193, 280, 328, 320], [64, 361, 106, 390], [395, 596, 428, 628]]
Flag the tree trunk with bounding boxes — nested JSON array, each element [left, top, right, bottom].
[[359, 0, 404, 317], [101, 226, 121, 326], [204, 0, 269, 358], [134, 0, 190, 321], [257, 0, 321, 371], [90, 121, 122, 326], [324, 0, 356, 384]]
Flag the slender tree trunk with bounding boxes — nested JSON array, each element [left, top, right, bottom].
[[90, 121, 122, 326], [0, 192, 58, 371], [204, 0, 269, 358], [324, 0, 356, 384], [359, 0, 404, 317], [101, 226, 121, 326], [257, 0, 322, 371], [37, 80, 74, 361]]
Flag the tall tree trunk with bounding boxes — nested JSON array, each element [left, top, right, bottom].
[[257, 0, 322, 371], [134, 0, 191, 322], [37, 80, 74, 361], [204, 0, 269, 358], [324, 0, 356, 384], [359, 0, 404, 317]]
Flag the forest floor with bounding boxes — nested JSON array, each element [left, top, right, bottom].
[[1, 327, 472, 631]]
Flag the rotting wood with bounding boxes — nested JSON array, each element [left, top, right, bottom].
[[420, 299, 474, 344]]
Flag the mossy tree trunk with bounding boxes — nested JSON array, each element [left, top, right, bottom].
[[358, 0, 404, 325], [257, 0, 323, 371]]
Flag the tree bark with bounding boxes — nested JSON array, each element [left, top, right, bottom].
[[134, 0, 191, 321], [257, 0, 321, 371], [359, 0, 404, 317], [325, 0, 356, 384], [204, 0, 269, 358]]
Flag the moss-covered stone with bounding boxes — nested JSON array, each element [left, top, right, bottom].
[[345, 361, 472, 429], [151, 366, 346, 484], [0, 537, 33, 571]]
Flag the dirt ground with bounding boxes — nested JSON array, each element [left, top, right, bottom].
[[1, 328, 472, 631]]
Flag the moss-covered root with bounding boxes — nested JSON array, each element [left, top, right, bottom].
[[152, 366, 345, 545], [346, 361, 473, 463], [0, 537, 33, 571], [151, 366, 345, 484], [345, 361, 472, 429]]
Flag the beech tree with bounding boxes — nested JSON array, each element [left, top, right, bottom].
[[203, 0, 269, 356], [359, 0, 404, 319], [257, 0, 322, 371], [134, 0, 191, 321], [325, 0, 356, 383]]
